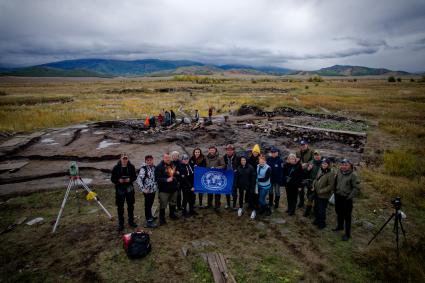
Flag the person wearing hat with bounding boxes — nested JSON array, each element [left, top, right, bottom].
[[178, 154, 197, 217], [333, 159, 361, 241], [136, 155, 158, 228], [303, 150, 322, 217], [248, 144, 261, 219], [266, 147, 284, 209], [296, 140, 314, 209], [111, 153, 138, 232], [312, 158, 335, 229], [205, 145, 225, 210], [155, 153, 179, 225], [282, 153, 304, 216], [189, 148, 207, 207], [234, 155, 256, 217], [223, 144, 239, 209]]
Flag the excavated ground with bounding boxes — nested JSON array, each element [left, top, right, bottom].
[[0, 106, 367, 197]]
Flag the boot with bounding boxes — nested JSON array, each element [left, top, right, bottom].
[[169, 205, 178, 220], [303, 206, 312, 217], [269, 193, 274, 207], [274, 196, 280, 209], [265, 206, 272, 216], [159, 209, 166, 225]]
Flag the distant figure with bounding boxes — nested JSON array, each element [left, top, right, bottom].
[[208, 107, 213, 121], [158, 113, 164, 125], [194, 109, 200, 122], [164, 111, 171, 126], [144, 116, 150, 128], [149, 116, 156, 128], [170, 110, 176, 124]]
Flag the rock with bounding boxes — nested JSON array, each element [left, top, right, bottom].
[[270, 218, 286, 225], [181, 246, 189, 257], [191, 239, 217, 249], [255, 222, 267, 230], [362, 221, 374, 231], [26, 217, 44, 225]]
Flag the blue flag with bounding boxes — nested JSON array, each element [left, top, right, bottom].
[[194, 167, 234, 195]]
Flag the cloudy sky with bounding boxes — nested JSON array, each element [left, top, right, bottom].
[[0, 0, 424, 71]]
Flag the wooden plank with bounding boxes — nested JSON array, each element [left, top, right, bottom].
[[205, 252, 236, 283]]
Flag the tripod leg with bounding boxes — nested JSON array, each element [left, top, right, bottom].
[[368, 213, 395, 245], [52, 179, 74, 233], [398, 216, 407, 241], [78, 178, 113, 219]]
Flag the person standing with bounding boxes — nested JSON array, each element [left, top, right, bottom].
[[205, 146, 224, 210], [171, 151, 182, 211], [266, 147, 284, 209], [234, 156, 256, 217], [208, 107, 213, 121], [194, 109, 200, 123], [179, 154, 197, 217], [170, 109, 176, 124], [312, 158, 334, 229], [189, 148, 207, 207], [223, 144, 239, 209], [296, 140, 314, 208], [248, 144, 261, 219], [136, 155, 158, 228], [333, 159, 360, 241], [282, 153, 303, 216], [155, 153, 179, 225], [303, 150, 322, 217], [111, 153, 138, 232], [257, 154, 272, 216]]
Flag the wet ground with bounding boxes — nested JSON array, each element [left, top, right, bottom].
[[0, 106, 367, 197]]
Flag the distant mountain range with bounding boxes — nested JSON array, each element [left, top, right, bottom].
[[0, 59, 413, 77]]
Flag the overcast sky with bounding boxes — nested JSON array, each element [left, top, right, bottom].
[[0, 0, 424, 71]]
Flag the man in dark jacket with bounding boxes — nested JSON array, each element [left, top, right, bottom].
[[282, 153, 303, 216], [266, 147, 283, 209], [234, 156, 256, 216], [296, 140, 314, 209], [303, 150, 322, 217], [223, 144, 239, 209], [179, 154, 196, 216], [155, 153, 179, 225], [205, 146, 224, 210], [111, 153, 138, 232], [333, 159, 360, 241]]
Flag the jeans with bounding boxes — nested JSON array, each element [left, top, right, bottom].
[[259, 186, 271, 207]]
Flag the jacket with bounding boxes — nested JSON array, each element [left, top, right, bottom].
[[178, 163, 194, 191], [296, 148, 314, 164], [235, 164, 256, 192], [267, 156, 284, 185], [335, 169, 360, 199], [205, 153, 224, 169], [136, 163, 157, 193], [189, 155, 206, 169], [111, 161, 137, 191], [257, 164, 272, 189], [155, 161, 179, 193], [224, 154, 239, 171], [282, 162, 303, 190], [313, 168, 335, 199]]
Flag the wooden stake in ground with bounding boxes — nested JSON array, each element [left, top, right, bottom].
[[203, 252, 236, 283]]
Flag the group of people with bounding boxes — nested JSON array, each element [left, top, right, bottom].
[[143, 108, 203, 128], [110, 140, 360, 241]]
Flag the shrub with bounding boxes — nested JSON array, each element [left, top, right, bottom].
[[410, 78, 415, 82], [383, 149, 418, 177], [388, 76, 396, 82], [305, 85, 309, 89], [397, 77, 402, 82], [307, 75, 323, 83]]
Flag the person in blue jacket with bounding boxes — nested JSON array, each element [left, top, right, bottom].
[[257, 154, 272, 216], [266, 147, 284, 209]]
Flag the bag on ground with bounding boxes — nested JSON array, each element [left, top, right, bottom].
[[123, 231, 152, 258]]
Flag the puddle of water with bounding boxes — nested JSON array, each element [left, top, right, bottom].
[[97, 140, 120, 150], [71, 124, 88, 129], [94, 131, 105, 135], [41, 138, 56, 143], [60, 132, 72, 136], [81, 129, 89, 133]]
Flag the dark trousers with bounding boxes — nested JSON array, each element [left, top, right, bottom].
[[286, 187, 298, 214], [116, 189, 135, 225], [248, 191, 258, 210], [298, 186, 305, 207], [198, 193, 204, 206], [335, 194, 353, 237], [227, 187, 238, 207], [143, 192, 156, 221], [314, 197, 329, 228], [176, 186, 182, 209], [182, 188, 195, 212], [238, 187, 249, 208], [208, 193, 221, 208]]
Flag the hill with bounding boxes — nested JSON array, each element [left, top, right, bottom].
[[297, 65, 411, 76], [0, 66, 111, 77]]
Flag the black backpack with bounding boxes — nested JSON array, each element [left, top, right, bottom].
[[126, 232, 152, 258]]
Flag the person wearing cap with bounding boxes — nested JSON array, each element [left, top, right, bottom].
[[296, 140, 314, 209], [205, 146, 225, 210], [234, 155, 256, 217], [282, 153, 303, 216], [312, 158, 335, 229], [333, 159, 360, 241], [189, 148, 207, 207], [267, 147, 284, 209], [155, 153, 179, 225], [136, 155, 158, 228], [303, 150, 322, 217], [257, 154, 272, 216], [247, 144, 261, 219], [223, 144, 239, 209], [111, 153, 138, 232], [178, 154, 197, 217]]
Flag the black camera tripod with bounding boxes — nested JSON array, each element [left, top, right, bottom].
[[368, 205, 406, 255]]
